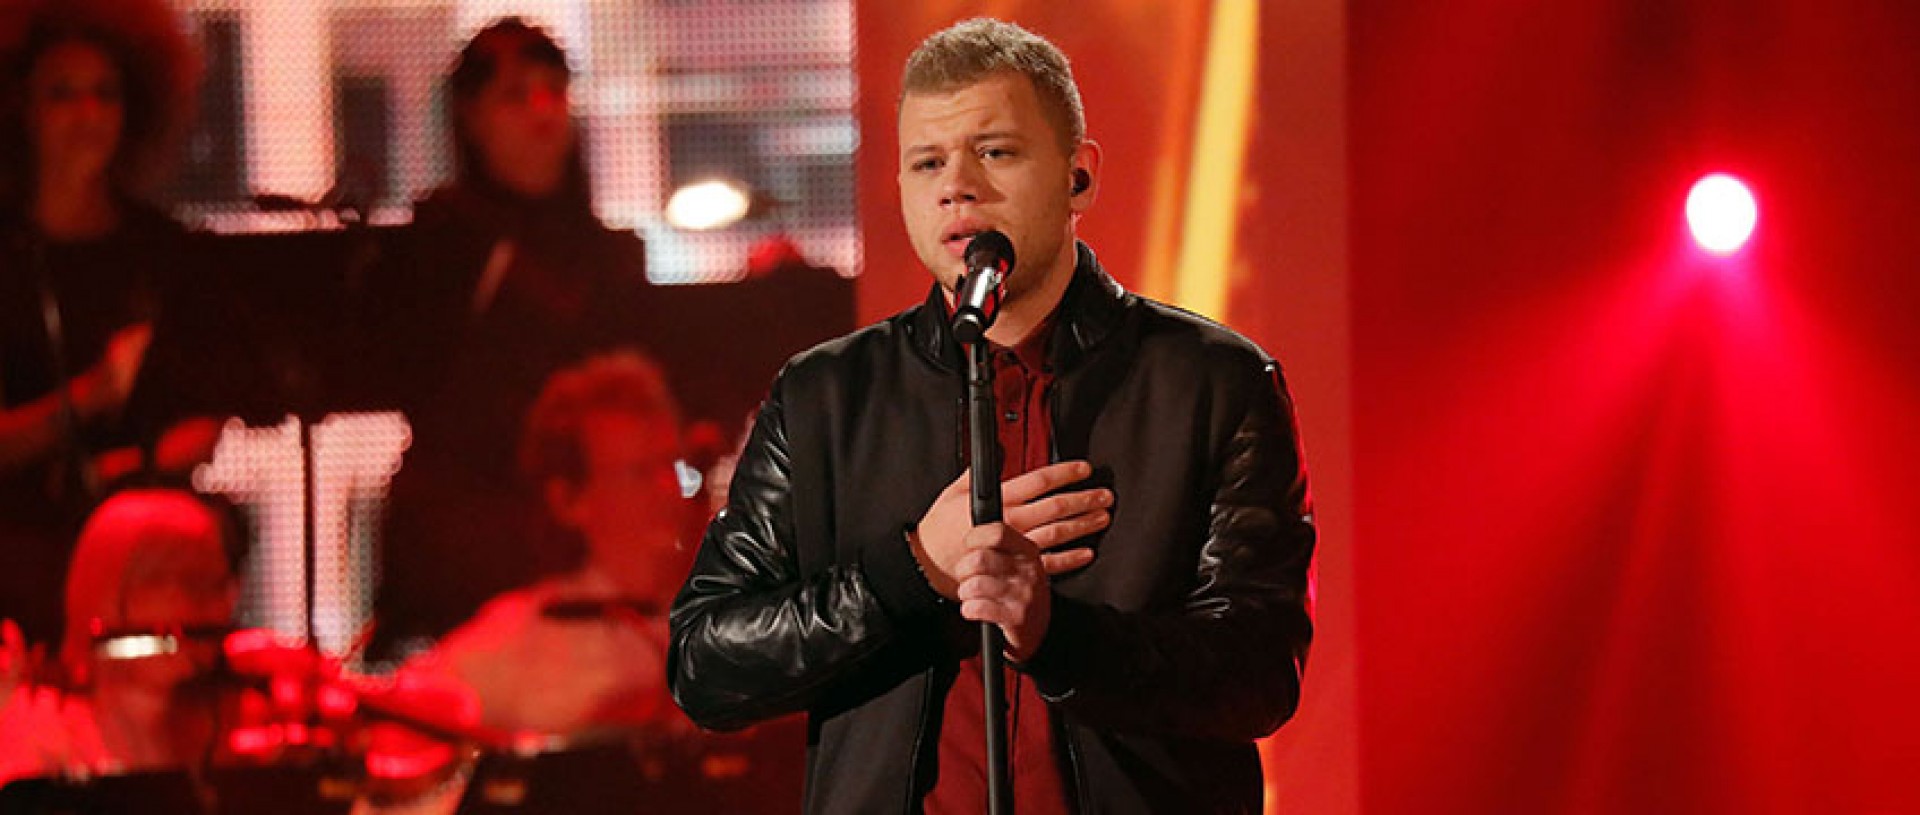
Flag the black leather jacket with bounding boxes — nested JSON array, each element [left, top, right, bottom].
[[669, 245, 1315, 814]]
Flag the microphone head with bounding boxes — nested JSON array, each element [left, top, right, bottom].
[[963, 230, 1016, 274]]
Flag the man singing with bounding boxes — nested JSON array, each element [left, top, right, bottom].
[[669, 18, 1314, 814]]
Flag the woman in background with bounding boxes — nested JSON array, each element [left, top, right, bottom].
[[0, 0, 208, 649], [366, 18, 661, 661]]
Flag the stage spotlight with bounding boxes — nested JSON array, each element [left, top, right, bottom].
[[666, 180, 752, 231], [1686, 173, 1757, 255]]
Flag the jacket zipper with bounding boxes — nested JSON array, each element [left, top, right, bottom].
[[902, 666, 938, 813], [1059, 710, 1089, 814]]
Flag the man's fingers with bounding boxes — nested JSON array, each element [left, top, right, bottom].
[[1040, 547, 1095, 575], [1005, 488, 1112, 532], [957, 573, 1029, 628], [958, 598, 1014, 628], [961, 546, 1092, 578], [956, 549, 1056, 663], [1000, 460, 1094, 506], [1022, 509, 1111, 548], [956, 546, 1033, 582], [956, 521, 1094, 577], [956, 574, 1021, 604], [957, 589, 1034, 627]]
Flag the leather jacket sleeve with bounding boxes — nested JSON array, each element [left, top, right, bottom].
[[666, 372, 946, 732], [1021, 360, 1315, 743]]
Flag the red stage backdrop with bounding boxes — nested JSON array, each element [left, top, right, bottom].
[[1349, 1, 1920, 812]]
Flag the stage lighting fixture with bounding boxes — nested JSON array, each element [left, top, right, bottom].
[[665, 179, 753, 231], [1686, 173, 1757, 255]]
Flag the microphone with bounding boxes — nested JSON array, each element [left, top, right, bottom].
[[951, 230, 1015, 344]]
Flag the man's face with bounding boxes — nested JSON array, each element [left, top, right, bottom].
[[898, 72, 1091, 303], [101, 541, 235, 693], [551, 411, 687, 562]]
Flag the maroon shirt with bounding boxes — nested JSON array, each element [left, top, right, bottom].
[[926, 321, 1073, 814]]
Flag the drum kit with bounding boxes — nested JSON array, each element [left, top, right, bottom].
[[0, 625, 798, 814]]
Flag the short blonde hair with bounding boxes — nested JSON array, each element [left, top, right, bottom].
[[900, 18, 1085, 156]]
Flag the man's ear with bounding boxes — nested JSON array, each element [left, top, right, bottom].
[[1069, 140, 1103, 213]]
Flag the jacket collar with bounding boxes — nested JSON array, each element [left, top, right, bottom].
[[910, 241, 1130, 373]]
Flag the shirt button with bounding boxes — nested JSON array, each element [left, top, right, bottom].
[[1004, 411, 1019, 422]]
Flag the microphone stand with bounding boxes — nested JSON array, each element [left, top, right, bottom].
[[961, 326, 1012, 815]]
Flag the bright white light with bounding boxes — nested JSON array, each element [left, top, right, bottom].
[[96, 634, 178, 661], [1686, 173, 1758, 255], [665, 180, 752, 231]]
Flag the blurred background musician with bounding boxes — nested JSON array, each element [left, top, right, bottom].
[[401, 351, 697, 738], [0, 0, 217, 649], [0, 487, 241, 784], [354, 353, 797, 814], [362, 18, 664, 662]]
